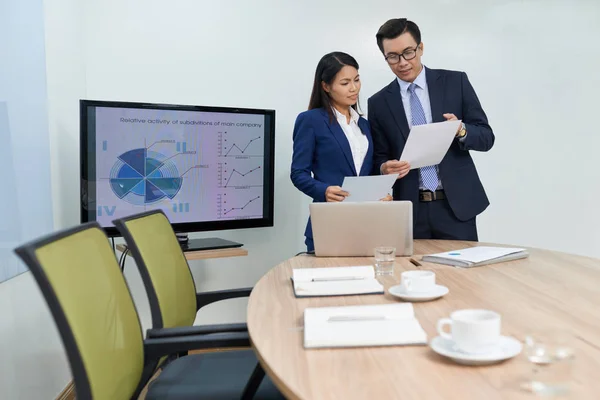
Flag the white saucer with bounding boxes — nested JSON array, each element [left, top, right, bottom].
[[388, 284, 449, 302], [430, 335, 523, 366]]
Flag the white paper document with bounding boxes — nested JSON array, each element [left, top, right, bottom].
[[399, 120, 462, 169], [304, 303, 428, 349], [341, 175, 397, 202], [422, 246, 529, 268], [291, 266, 384, 297]]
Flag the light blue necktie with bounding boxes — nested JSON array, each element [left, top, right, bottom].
[[408, 83, 439, 191]]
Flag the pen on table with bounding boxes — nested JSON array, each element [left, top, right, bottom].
[[311, 276, 365, 282], [409, 258, 422, 267], [328, 315, 388, 322]]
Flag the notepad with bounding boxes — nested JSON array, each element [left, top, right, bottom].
[[421, 246, 529, 268], [303, 303, 428, 349], [291, 266, 384, 297]]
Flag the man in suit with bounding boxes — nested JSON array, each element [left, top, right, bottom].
[[368, 18, 494, 241]]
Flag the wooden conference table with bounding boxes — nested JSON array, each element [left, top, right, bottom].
[[247, 240, 600, 399]]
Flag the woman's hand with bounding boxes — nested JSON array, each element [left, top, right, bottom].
[[382, 160, 411, 179], [325, 186, 349, 202], [379, 194, 393, 201]]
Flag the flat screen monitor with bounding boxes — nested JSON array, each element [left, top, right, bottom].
[[80, 99, 275, 238]]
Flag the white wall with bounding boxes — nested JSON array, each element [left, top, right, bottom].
[[3, 0, 599, 398], [0, 0, 54, 279], [78, 0, 600, 259], [0, 0, 61, 399]]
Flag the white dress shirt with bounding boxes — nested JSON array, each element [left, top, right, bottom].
[[397, 66, 442, 190], [333, 107, 369, 175]]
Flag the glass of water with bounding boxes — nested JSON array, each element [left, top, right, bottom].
[[374, 246, 396, 275], [522, 330, 575, 396]]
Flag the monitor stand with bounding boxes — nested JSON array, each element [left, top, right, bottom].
[[175, 233, 243, 252]]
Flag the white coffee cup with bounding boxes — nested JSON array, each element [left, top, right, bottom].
[[401, 270, 435, 293], [437, 309, 501, 354]]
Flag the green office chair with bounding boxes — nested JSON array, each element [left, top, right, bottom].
[[112, 209, 270, 397], [112, 210, 251, 335], [14, 222, 283, 399]]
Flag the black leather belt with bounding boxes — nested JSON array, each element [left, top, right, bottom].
[[419, 190, 445, 202]]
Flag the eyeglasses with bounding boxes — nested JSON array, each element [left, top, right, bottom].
[[384, 44, 421, 65]]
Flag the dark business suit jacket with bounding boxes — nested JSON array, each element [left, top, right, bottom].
[[290, 107, 374, 241], [367, 67, 494, 222]]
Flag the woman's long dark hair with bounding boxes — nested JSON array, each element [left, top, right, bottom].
[[308, 52, 361, 121]]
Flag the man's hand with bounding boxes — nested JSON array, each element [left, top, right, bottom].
[[443, 113, 458, 121], [379, 194, 393, 201], [443, 113, 462, 136], [382, 160, 411, 179], [325, 186, 349, 202]]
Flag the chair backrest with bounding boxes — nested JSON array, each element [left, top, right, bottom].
[[113, 210, 197, 329], [14, 223, 145, 400]]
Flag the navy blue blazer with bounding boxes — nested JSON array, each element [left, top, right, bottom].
[[290, 107, 374, 241], [367, 68, 494, 222]]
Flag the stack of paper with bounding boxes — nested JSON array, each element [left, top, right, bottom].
[[421, 246, 529, 268], [341, 174, 397, 202], [400, 119, 462, 169], [291, 266, 384, 297], [303, 303, 428, 349]]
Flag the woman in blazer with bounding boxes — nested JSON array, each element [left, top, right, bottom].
[[291, 52, 387, 252]]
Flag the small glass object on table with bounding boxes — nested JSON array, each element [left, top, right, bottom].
[[522, 329, 575, 396], [373, 246, 396, 276]]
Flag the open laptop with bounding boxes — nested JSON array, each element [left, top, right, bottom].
[[309, 201, 413, 257]]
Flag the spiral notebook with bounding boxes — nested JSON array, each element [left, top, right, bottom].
[[421, 246, 529, 268]]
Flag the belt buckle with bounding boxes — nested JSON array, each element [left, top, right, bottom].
[[420, 191, 433, 202]]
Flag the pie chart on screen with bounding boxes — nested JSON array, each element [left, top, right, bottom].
[[109, 148, 183, 206]]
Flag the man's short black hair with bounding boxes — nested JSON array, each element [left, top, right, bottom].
[[376, 18, 422, 54]]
